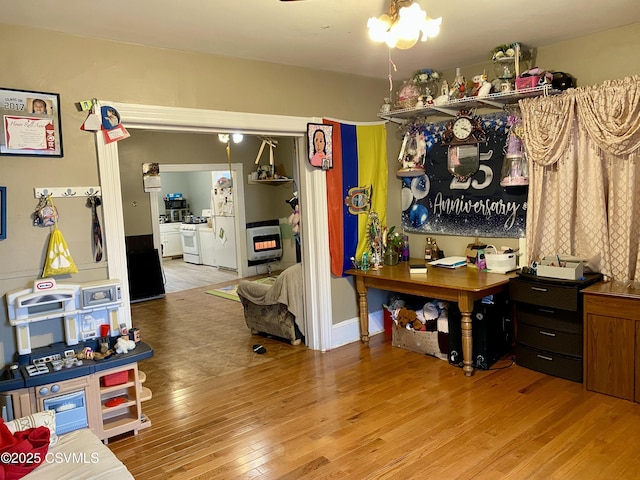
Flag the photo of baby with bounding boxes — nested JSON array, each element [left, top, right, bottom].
[[27, 98, 53, 115]]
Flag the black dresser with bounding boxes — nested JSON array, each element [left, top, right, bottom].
[[510, 272, 602, 382]]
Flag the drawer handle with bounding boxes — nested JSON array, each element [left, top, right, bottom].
[[536, 354, 553, 361], [539, 331, 556, 337], [531, 287, 548, 292], [539, 308, 555, 314]]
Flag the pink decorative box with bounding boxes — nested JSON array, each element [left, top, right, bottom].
[[515, 76, 541, 90]]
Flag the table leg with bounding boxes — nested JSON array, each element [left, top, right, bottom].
[[354, 276, 370, 346], [458, 292, 475, 377]]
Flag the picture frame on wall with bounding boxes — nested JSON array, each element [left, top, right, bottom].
[[0, 186, 6, 240], [307, 123, 333, 170], [0, 87, 64, 157]]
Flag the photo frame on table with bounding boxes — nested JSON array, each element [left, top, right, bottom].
[[0, 186, 6, 240], [0, 87, 63, 157], [307, 123, 333, 170]]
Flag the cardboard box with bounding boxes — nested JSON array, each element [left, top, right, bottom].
[[392, 326, 447, 360], [536, 256, 584, 280]]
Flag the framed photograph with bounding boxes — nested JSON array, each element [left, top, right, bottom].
[[307, 123, 333, 170], [0, 186, 6, 240], [397, 131, 427, 176], [0, 87, 63, 157]]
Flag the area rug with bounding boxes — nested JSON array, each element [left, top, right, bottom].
[[206, 276, 277, 302]]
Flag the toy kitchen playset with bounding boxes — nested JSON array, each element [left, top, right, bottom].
[[2, 278, 153, 441]]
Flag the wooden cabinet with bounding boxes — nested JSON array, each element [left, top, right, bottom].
[[159, 223, 183, 257], [510, 273, 602, 382], [91, 363, 147, 443], [583, 281, 640, 402]]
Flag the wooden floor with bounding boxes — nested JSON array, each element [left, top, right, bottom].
[[108, 285, 640, 479]]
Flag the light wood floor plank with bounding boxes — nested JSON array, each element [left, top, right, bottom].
[[107, 282, 640, 479]]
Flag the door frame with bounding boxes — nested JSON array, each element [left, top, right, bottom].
[[95, 101, 332, 351]]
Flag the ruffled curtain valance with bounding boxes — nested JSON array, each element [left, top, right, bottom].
[[520, 75, 640, 166], [575, 75, 640, 156], [519, 92, 576, 166]]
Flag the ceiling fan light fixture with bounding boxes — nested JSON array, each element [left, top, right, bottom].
[[367, 1, 441, 50]]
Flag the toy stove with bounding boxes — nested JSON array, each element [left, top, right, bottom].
[[19, 342, 95, 387], [24, 349, 84, 377]]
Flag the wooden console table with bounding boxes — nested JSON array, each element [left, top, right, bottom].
[[346, 262, 514, 376]]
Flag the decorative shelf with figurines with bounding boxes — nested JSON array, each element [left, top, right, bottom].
[[380, 84, 558, 121], [379, 43, 561, 123]]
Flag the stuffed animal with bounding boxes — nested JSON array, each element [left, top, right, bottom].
[[395, 307, 422, 330], [115, 336, 136, 354]]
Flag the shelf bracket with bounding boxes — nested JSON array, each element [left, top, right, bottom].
[[475, 98, 504, 109], [428, 106, 459, 116], [379, 115, 406, 125]]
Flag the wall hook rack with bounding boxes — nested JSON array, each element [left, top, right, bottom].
[[34, 186, 101, 199]]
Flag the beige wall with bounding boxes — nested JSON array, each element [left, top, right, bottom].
[[0, 24, 388, 364], [117, 131, 295, 236], [0, 22, 639, 364]]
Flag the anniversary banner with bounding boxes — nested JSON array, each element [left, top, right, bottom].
[[400, 112, 527, 238]]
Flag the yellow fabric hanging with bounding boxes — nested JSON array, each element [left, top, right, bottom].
[[42, 197, 78, 276], [43, 225, 79, 276]]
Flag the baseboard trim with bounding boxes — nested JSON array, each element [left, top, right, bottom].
[[330, 309, 384, 350]]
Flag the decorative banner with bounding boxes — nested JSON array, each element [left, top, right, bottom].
[[401, 113, 528, 238], [324, 119, 387, 276]]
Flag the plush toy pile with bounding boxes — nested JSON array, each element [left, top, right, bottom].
[[385, 295, 450, 360]]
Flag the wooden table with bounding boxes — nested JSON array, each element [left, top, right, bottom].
[[346, 261, 514, 376]]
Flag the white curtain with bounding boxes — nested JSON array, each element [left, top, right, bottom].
[[519, 75, 640, 281]]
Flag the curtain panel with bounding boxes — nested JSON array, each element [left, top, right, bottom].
[[519, 76, 640, 281]]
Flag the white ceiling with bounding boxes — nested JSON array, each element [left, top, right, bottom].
[[2, 0, 640, 80]]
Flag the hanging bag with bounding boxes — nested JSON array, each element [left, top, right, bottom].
[[33, 194, 58, 227], [42, 197, 79, 276]]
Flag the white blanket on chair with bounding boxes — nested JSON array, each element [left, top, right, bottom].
[[237, 263, 305, 335]]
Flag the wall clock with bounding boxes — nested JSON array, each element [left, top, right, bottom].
[[442, 110, 486, 180]]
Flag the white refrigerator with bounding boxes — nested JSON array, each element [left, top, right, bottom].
[[211, 172, 237, 271]]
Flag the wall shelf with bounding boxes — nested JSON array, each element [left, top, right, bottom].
[[247, 177, 293, 186], [380, 85, 559, 122]]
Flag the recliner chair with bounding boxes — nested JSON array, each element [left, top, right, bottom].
[[236, 263, 304, 345]]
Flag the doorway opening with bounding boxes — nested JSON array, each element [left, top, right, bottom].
[[97, 101, 332, 351]]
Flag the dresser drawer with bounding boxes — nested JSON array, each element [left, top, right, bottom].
[[509, 279, 581, 311], [515, 344, 582, 382], [516, 303, 582, 332], [517, 322, 582, 356]]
